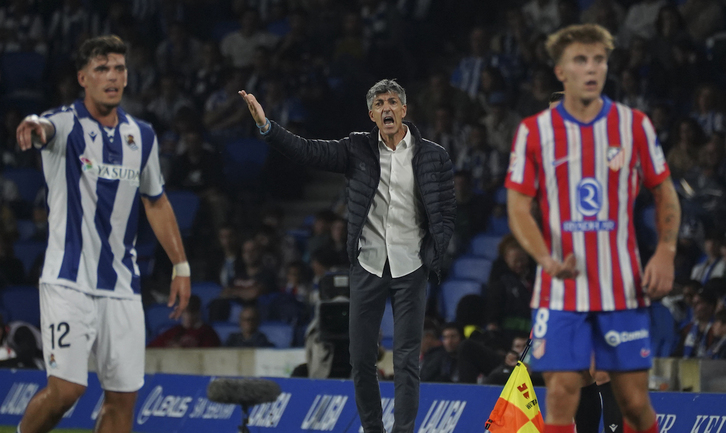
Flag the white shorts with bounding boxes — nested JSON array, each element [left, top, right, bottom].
[[40, 283, 145, 392]]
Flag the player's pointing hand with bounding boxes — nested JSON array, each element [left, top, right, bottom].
[[16, 114, 47, 151]]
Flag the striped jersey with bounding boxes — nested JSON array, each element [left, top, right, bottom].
[[505, 97, 669, 312], [38, 99, 164, 299]]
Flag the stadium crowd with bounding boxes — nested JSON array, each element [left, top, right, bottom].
[[1, 0, 726, 380]]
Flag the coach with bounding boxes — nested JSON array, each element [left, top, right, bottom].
[[240, 79, 455, 433]]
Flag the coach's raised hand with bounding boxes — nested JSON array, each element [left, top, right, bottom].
[[239, 90, 270, 133], [16, 114, 54, 150]]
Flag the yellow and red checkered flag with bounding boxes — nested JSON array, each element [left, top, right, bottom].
[[485, 361, 544, 433]]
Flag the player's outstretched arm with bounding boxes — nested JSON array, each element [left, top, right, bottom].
[[16, 115, 55, 150], [643, 177, 680, 298], [239, 90, 269, 132], [507, 188, 578, 279], [142, 193, 191, 319]]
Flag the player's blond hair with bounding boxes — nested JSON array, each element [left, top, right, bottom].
[[545, 24, 615, 64]]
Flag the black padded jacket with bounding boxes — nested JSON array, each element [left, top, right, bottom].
[[262, 120, 456, 280]]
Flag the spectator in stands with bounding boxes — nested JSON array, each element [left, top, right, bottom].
[[189, 41, 225, 108], [155, 21, 203, 79], [490, 8, 529, 87], [261, 78, 306, 129], [146, 75, 195, 131], [148, 295, 221, 348], [225, 305, 274, 348], [664, 278, 701, 330], [515, 67, 556, 118], [421, 322, 461, 383], [483, 334, 534, 385], [253, 224, 284, 275], [417, 71, 473, 129], [1, 108, 37, 169], [616, 68, 650, 113], [651, 5, 688, 72], [706, 309, 726, 359], [522, 0, 560, 36], [167, 129, 227, 230], [674, 287, 719, 357], [691, 232, 726, 284], [681, 139, 726, 231], [0, 0, 46, 55], [450, 171, 489, 257], [481, 91, 521, 155], [124, 46, 158, 117], [221, 8, 279, 69], [486, 236, 533, 341], [307, 209, 336, 258], [0, 233, 24, 286], [47, 0, 90, 61], [327, 217, 350, 267], [473, 67, 508, 121], [209, 225, 240, 288], [0, 313, 43, 369], [203, 68, 250, 143], [691, 84, 725, 136], [457, 332, 506, 384], [679, 0, 725, 44], [667, 117, 706, 179], [259, 205, 301, 268], [230, 237, 278, 297], [618, 0, 667, 48], [451, 27, 492, 100], [455, 123, 506, 194], [650, 103, 674, 153], [426, 105, 466, 164], [580, 0, 624, 35], [282, 260, 314, 305]]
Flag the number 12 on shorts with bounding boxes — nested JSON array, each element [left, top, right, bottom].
[[49, 322, 71, 349]]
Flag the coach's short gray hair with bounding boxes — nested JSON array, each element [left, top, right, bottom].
[[366, 79, 407, 110]]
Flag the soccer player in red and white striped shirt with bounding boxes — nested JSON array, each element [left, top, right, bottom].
[[506, 24, 681, 433]]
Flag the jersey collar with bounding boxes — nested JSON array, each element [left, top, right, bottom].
[[73, 98, 129, 125], [555, 95, 612, 127]]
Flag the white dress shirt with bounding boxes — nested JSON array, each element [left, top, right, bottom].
[[358, 126, 426, 278]]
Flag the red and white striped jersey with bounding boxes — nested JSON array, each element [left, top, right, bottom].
[[505, 97, 670, 312]]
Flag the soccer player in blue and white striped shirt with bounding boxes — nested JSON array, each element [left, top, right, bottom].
[[15, 35, 190, 433]]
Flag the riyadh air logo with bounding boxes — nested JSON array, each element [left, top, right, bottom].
[[80, 157, 93, 171], [576, 178, 602, 216]]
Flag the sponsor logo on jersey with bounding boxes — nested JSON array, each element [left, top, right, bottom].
[[604, 329, 649, 347]]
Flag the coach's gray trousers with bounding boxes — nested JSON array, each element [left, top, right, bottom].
[[349, 261, 428, 433]]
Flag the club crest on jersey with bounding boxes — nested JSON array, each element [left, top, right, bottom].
[[80, 156, 93, 171], [607, 146, 625, 171], [125, 134, 138, 150]]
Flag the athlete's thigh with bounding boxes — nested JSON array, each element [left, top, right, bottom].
[[93, 296, 146, 392], [40, 284, 96, 387], [593, 308, 652, 371], [528, 308, 592, 372]]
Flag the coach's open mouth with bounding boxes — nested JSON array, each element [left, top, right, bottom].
[[383, 116, 394, 125]]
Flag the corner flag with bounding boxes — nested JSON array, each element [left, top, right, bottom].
[[485, 361, 544, 433]]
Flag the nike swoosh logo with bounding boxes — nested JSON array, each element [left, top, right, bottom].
[[552, 156, 569, 167]]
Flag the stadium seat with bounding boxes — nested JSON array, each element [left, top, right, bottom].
[[3, 168, 44, 204], [166, 190, 200, 237], [380, 300, 394, 350], [259, 321, 294, 348], [0, 286, 40, 328], [639, 205, 658, 249], [494, 186, 508, 205], [144, 304, 177, 339], [469, 234, 503, 260], [440, 279, 483, 322], [135, 241, 156, 277], [212, 322, 240, 345], [191, 281, 223, 321], [13, 240, 45, 275], [452, 256, 493, 285], [487, 214, 511, 236]]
